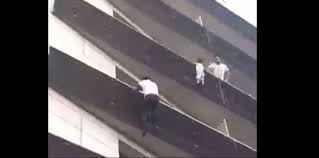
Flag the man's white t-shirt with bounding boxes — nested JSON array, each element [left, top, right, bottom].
[[207, 63, 229, 81], [195, 63, 205, 77], [138, 79, 159, 96]]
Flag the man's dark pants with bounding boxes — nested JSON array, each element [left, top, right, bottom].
[[139, 94, 159, 136]]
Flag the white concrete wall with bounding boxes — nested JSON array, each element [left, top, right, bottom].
[[49, 88, 120, 157], [49, 13, 116, 78], [49, 1, 119, 156]]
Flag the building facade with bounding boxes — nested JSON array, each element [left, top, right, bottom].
[[49, 0, 257, 157]]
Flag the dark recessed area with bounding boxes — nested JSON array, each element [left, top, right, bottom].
[[48, 133, 105, 158]]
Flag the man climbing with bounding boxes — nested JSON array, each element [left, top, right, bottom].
[[195, 58, 205, 86], [135, 76, 160, 137], [207, 56, 230, 82]]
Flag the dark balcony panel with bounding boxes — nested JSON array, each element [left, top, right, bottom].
[[48, 133, 105, 158], [116, 67, 138, 86], [48, 47, 256, 157]]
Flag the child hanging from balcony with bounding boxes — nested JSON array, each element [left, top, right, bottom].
[[195, 58, 205, 86]]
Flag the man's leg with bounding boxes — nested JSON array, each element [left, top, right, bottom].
[[148, 95, 160, 128], [196, 74, 201, 86], [201, 74, 205, 85], [144, 95, 154, 124], [140, 96, 153, 137]]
